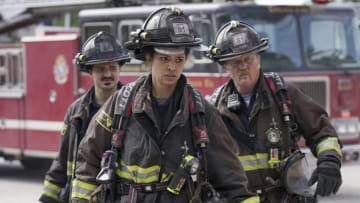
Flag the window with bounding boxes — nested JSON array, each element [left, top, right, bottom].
[[0, 48, 24, 98], [118, 20, 144, 69], [82, 22, 112, 45], [216, 10, 301, 71], [183, 14, 216, 73], [190, 14, 213, 61], [301, 13, 360, 68], [118, 20, 143, 45]]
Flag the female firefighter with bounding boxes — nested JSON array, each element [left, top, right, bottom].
[[71, 7, 259, 203], [207, 20, 342, 202]]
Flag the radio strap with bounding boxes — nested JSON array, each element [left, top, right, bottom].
[[187, 85, 209, 182]]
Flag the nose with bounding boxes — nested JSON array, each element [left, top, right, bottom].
[[167, 62, 176, 71], [238, 62, 248, 70], [103, 69, 113, 77]]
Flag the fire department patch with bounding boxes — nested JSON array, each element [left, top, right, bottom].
[[60, 123, 67, 136], [232, 33, 248, 46], [173, 23, 190, 35], [95, 110, 113, 132], [53, 54, 69, 85]]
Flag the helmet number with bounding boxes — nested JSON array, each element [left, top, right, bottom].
[[173, 23, 190, 35]]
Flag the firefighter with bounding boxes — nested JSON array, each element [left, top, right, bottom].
[[71, 7, 259, 203], [207, 20, 343, 203], [39, 31, 130, 203]]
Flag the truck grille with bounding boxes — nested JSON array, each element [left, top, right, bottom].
[[285, 77, 329, 113], [285, 77, 360, 140]]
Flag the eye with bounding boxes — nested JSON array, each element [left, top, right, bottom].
[[159, 56, 169, 63], [229, 61, 238, 68], [175, 57, 185, 64], [93, 66, 104, 73], [245, 56, 253, 63], [109, 66, 117, 72]]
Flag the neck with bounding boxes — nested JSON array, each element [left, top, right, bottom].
[[152, 84, 176, 99], [234, 83, 253, 95], [94, 86, 116, 105]]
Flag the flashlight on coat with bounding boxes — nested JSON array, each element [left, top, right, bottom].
[[96, 150, 118, 184], [167, 155, 200, 195]]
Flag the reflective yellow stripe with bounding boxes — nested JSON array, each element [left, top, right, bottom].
[[239, 153, 269, 171], [161, 172, 173, 182], [241, 196, 260, 203], [43, 191, 60, 201], [44, 180, 62, 192], [43, 180, 61, 201], [71, 179, 97, 200], [95, 110, 112, 132], [67, 161, 74, 176], [116, 159, 160, 183], [316, 137, 342, 156]]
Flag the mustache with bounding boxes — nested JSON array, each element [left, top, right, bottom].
[[101, 77, 114, 81]]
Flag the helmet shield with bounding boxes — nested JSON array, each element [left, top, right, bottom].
[[283, 151, 317, 197], [208, 20, 268, 62], [75, 31, 130, 72], [167, 15, 194, 43]]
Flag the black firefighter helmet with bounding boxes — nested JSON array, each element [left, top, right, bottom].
[[125, 7, 204, 60], [74, 31, 131, 72], [208, 20, 268, 62]]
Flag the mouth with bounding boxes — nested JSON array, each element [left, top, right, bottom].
[[238, 71, 249, 77], [101, 78, 114, 85], [102, 77, 114, 82], [164, 74, 176, 78]]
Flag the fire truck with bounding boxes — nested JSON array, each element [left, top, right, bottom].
[[1, 0, 360, 168]]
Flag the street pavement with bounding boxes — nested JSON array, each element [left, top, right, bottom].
[[0, 158, 359, 203]]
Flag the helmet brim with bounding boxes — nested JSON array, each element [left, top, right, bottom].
[[214, 38, 269, 62], [84, 55, 131, 66], [141, 37, 203, 48], [192, 44, 209, 52]]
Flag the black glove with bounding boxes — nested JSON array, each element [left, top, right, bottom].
[[308, 151, 342, 196]]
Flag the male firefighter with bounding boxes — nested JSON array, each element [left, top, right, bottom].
[[39, 31, 130, 203], [207, 20, 343, 203], [71, 7, 259, 203]]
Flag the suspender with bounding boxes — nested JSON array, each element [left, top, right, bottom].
[[264, 72, 299, 155], [187, 85, 210, 182], [111, 79, 140, 149]]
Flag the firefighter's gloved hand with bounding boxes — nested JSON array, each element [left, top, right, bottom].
[[308, 151, 342, 196]]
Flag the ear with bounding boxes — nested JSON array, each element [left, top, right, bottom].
[[255, 54, 261, 69], [145, 53, 153, 69], [88, 68, 93, 75], [145, 53, 152, 63], [223, 63, 230, 72]]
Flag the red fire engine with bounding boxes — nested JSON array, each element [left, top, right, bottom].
[[1, 0, 359, 168]]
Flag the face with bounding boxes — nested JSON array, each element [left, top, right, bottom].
[[147, 52, 186, 89], [223, 53, 260, 94], [89, 62, 121, 92]]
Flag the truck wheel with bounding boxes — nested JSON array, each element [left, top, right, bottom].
[[21, 158, 52, 170]]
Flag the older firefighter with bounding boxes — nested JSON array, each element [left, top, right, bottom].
[[207, 21, 342, 203], [39, 31, 130, 203], [71, 7, 259, 203]]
